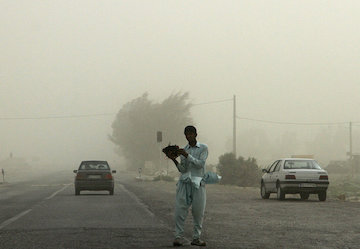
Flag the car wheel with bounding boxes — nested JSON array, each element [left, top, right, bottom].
[[300, 193, 309, 200], [75, 188, 80, 195], [318, 191, 326, 201], [109, 189, 114, 195], [276, 184, 285, 200], [261, 183, 270, 199]]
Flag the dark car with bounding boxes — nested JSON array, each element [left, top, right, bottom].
[[73, 160, 116, 195]]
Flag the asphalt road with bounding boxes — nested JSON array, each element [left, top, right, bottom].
[[2, 170, 360, 249], [0, 171, 173, 249]]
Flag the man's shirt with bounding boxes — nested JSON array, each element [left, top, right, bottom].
[[178, 142, 208, 183]]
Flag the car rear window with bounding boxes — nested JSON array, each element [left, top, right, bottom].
[[284, 160, 322, 170], [79, 162, 110, 170]]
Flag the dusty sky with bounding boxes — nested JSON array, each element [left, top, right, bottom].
[[1, 0, 360, 167]]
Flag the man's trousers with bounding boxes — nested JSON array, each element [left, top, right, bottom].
[[174, 181, 206, 239]]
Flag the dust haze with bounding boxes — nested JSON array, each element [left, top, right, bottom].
[[1, 1, 360, 178]]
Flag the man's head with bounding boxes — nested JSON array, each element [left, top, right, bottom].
[[184, 125, 197, 144]]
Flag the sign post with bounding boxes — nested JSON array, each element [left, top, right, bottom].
[[138, 167, 142, 179], [157, 131, 163, 172]]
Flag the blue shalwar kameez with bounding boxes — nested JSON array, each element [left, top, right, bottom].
[[175, 142, 208, 240]]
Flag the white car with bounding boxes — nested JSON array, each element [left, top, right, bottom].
[[260, 158, 329, 201]]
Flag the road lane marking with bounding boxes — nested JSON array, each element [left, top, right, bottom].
[[32, 183, 72, 187], [117, 183, 155, 217], [117, 183, 192, 245], [44, 184, 69, 200], [0, 209, 32, 230], [0, 183, 71, 230]]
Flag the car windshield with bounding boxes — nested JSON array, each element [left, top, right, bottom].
[[79, 162, 110, 170], [283, 160, 322, 170]]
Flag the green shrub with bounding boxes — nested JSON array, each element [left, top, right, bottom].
[[217, 153, 262, 187]]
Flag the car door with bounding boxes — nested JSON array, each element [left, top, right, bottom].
[[263, 161, 278, 190], [269, 160, 282, 191]]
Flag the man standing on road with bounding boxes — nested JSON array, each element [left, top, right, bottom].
[[165, 125, 208, 247]]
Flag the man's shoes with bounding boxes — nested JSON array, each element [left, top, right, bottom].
[[173, 238, 183, 247], [191, 238, 206, 246]]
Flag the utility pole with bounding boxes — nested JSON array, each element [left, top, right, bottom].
[[349, 121, 353, 160], [233, 95, 236, 158]]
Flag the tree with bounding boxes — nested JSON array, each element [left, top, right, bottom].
[[109, 92, 193, 170], [217, 153, 262, 187]]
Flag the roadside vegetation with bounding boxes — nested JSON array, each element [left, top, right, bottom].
[[109, 92, 192, 171], [217, 152, 262, 187], [327, 173, 360, 201], [325, 160, 360, 201]]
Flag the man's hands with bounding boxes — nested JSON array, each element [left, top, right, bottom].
[[177, 149, 188, 158], [162, 145, 180, 160], [162, 145, 189, 173], [166, 151, 178, 160], [162, 145, 188, 159]]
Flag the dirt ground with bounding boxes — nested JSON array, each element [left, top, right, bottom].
[[119, 172, 360, 249]]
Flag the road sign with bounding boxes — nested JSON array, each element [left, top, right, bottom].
[[157, 131, 162, 143]]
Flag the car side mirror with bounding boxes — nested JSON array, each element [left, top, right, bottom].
[[262, 169, 268, 173], [112, 170, 116, 174], [73, 170, 78, 173]]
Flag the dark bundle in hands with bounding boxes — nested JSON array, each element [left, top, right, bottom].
[[162, 144, 180, 158]]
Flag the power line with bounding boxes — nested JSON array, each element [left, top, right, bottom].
[[192, 98, 233, 106], [236, 116, 351, 126], [0, 113, 116, 120], [0, 98, 232, 120], [1, 95, 359, 126]]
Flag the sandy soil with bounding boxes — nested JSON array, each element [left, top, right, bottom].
[[119, 172, 360, 249]]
